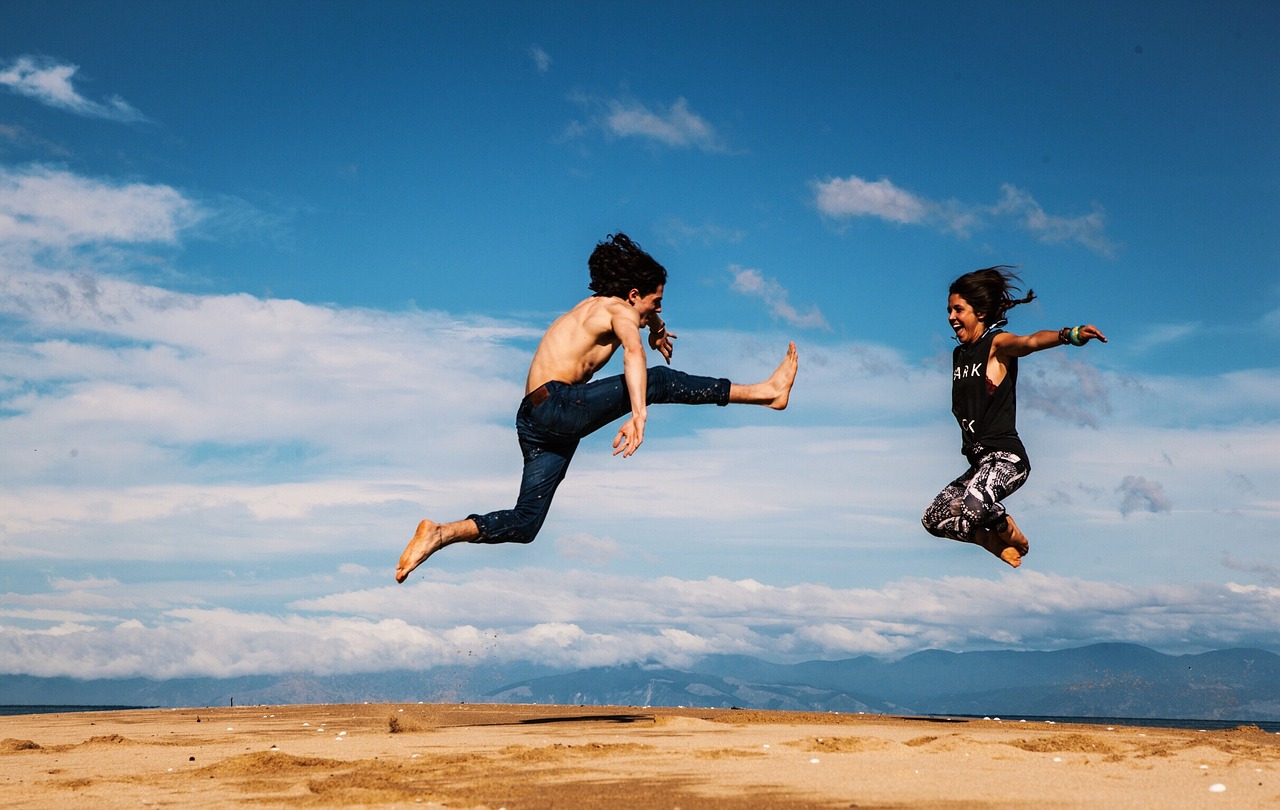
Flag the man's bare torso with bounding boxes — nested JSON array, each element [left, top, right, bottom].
[[525, 296, 631, 394]]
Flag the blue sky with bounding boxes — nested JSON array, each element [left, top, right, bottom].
[[1, 1, 1278, 681]]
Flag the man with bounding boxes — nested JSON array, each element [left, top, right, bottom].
[[396, 233, 798, 582]]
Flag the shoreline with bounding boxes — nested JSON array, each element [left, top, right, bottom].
[[6, 703, 1279, 733], [3, 702, 1278, 808]]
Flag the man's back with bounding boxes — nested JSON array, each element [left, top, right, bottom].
[[525, 296, 632, 394]]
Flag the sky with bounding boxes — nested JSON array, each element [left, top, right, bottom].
[[1, 0, 1278, 683]]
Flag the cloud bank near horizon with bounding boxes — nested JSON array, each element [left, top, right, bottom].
[[4, 569, 1278, 679]]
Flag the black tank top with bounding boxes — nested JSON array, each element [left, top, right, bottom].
[[952, 328, 1028, 465]]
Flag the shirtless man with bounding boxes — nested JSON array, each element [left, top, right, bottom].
[[396, 232, 799, 582]]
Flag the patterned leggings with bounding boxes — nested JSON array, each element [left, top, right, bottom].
[[921, 451, 1030, 542]]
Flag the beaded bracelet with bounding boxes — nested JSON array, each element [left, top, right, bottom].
[[1059, 326, 1088, 346]]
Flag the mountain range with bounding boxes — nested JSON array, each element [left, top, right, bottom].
[[4, 644, 1277, 722]]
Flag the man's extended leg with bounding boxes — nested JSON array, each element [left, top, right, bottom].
[[575, 341, 799, 437]]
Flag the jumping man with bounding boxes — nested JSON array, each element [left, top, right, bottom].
[[396, 233, 799, 582]]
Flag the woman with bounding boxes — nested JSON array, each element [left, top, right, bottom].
[[922, 266, 1106, 567]]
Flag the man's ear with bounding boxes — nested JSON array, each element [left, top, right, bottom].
[[626, 288, 641, 304]]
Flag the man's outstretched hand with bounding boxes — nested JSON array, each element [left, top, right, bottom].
[[612, 414, 646, 457]]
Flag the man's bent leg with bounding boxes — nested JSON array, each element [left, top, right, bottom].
[[469, 439, 577, 545], [395, 407, 577, 582]]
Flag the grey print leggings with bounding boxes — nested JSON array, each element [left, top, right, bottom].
[[922, 451, 1030, 542]]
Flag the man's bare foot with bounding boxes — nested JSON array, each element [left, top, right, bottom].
[[395, 520, 448, 583], [727, 343, 799, 409], [766, 342, 799, 410]]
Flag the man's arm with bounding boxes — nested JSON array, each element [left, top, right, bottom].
[[994, 324, 1106, 359], [610, 307, 649, 458]]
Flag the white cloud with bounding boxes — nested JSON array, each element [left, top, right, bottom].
[[729, 265, 829, 330], [0, 55, 147, 122], [570, 95, 728, 152], [3, 570, 1279, 678], [812, 175, 928, 224], [0, 164, 200, 250], [811, 174, 1118, 256]]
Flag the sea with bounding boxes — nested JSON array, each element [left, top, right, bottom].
[[0, 705, 153, 716], [3, 705, 1279, 733], [939, 713, 1280, 734]]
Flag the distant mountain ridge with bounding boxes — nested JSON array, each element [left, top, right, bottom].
[[4, 644, 1277, 721]]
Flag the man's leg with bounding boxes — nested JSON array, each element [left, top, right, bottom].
[[573, 341, 799, 436], [395, 394, 578, 582], [728, 342, 798, 408]]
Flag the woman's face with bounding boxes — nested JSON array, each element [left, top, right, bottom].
[[948, 293, 986, 344]]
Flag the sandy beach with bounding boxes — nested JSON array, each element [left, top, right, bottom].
[[1, 703, 1276, 808]]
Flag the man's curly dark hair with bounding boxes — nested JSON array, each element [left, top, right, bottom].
[[587, 233, 667, 299]]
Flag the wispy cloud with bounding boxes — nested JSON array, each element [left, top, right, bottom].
[[570, 95, 728, 152], [554, 532, 622, 567], [529, 45, 551, 74], [0, 55, 147, 122], [655, 218, 746, 247], [811, 174, 1119, 256], [729, 265, 829, 329], [1222, 554, 1280, 586], [1020, 356, 1112, 428]]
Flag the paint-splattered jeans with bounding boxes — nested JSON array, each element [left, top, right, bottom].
[[469, 366, 730, 544]]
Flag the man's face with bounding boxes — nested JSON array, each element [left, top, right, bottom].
[[629, 284, 664, 326]]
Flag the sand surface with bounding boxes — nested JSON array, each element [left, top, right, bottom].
[[2, 703, 1277, 808]]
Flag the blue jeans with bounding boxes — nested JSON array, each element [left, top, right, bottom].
[[469, 366, 730, 544]]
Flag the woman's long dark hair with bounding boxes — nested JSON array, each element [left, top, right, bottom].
[[950, 265, 1036, 326]]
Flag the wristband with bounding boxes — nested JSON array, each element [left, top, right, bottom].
[[1058, 327, 1071, 345], [1068, 326, 1087, 346]]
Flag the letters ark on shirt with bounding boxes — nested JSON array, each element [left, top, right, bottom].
[[954, 361, 984, 381]]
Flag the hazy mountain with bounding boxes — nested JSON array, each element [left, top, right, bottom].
[[4, 644, 1277, 721]]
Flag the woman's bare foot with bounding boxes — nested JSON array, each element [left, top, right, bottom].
[[395, 518, 477, 582], [995, 515, 1030, 556], [973, 528, 1022, 569]]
